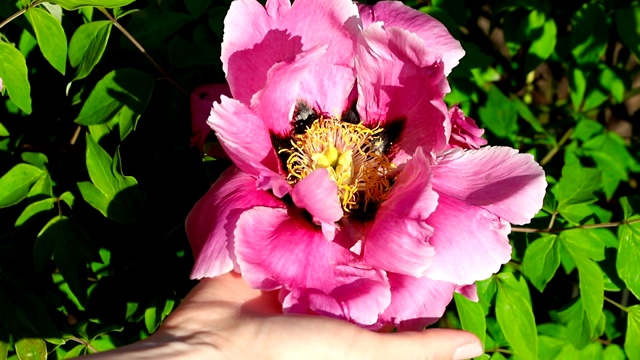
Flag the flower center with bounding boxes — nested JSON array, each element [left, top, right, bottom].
[[281, 117, 394, 212]]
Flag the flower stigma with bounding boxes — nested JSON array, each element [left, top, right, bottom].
[[281, 117, 395, 213]]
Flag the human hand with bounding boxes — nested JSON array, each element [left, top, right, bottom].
[[82, 272, 484, 359]]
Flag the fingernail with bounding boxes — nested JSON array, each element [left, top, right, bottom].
[[453, 342, 484, 360]]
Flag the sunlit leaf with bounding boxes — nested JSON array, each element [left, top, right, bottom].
[[25, 7, 67, 75], [626, 306, 640, 360], [46, 0, 135, 10], [68, 21, 113, 81], [0, 43, 31, 114], [0, 164, 45, 208], [495, 274, 537, 359], [454, 293, 486, 344], [15, 338, 47, 360], [523, 235, 560, 292]]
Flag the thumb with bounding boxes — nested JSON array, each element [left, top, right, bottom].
[[364, 328, 484, 360]]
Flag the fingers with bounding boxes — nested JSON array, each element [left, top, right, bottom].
[[362, 328, 484, 360]]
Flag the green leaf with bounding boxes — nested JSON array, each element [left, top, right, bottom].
[[478, 86, 518, 139], [557, 299, 591, 349], [556, 164, 601, 211], [46, 0, 135, 10], [616, 7, 640, 61], [523, 235, 561, 292], [495, 274, 538, 360], [574, 256, 604, 335], [0, 123, 9, 137], [604, 344, 626, 360], [60, 191, 75, 208], [85, 134, 117, 196], [36, 216, 97, 306], [512, 96, 544, 133], [27, 174, 53, 198], [75, 69, 155, 126], [15, 198, 56, 226], [25, 7, 67, 75], [617, 222, 640, 298], [454, 293, 486, 344], [77, 181, 110, 217], [184, 0, 211, 18], [525, 13, 556, 72], [21, 152, 48, 170], [0, 340, 8, 360], [0, 164, 45, 208], [15, 338, 47, 360], [571, 3, 607, 65], [569, 67, 586, 110], [626, 305, 640, 360], [68, 21, 113, 81], [0, 43, 32, 114], [144, 305, 158, 333]]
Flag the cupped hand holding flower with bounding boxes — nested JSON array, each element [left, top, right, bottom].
[[82, 273, 484, 360], [188, 0, 547, 330]]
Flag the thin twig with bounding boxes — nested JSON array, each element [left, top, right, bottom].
[[540, 127, 574, 166], [546, 211, 558, 231], [511, 217, 640, 234], [0, 7, 27, 30], [97, 7, 187, 95], [604, 296, 628, 312], [68, 336, 98, 354]]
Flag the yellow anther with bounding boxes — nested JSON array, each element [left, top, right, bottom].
[[281, 117, 393, 213]]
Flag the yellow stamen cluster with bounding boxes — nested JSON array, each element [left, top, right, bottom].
[[281, 117, 394, 212]]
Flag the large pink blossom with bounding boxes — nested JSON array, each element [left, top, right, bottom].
[[186, 0, 546, 330]]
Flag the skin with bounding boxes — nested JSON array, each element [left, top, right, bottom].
[[82, 272, 483, 360]]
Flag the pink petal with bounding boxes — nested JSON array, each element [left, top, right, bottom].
[[190, 84, 231, 151], [456, 284, 479, 302], [251, 45, 327, 136], [208, 96, 290, 197], [290, 168, 343, 240], [379, 273, 455, 331], [432, 146, 547, 225], [234, 206, 391, 325], [363, 148, 438, 277], [186, 167, 284, 279], [447, 105, 487, 150], [356, 24, 450, 154], [423, 193, 512, 285], [222, 0, 359, 112], [357, 1, 464, 75]]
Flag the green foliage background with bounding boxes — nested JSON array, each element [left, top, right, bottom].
[[0, 0, 639, 358]]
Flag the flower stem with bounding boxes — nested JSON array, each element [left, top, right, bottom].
[[540, 127, 574, 166], [97, 7, 187, 95], [511, 217, 640, 234]]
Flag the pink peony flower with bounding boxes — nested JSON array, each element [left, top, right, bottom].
[[186, 0, 546, 330], [0, 77, 3, 92]]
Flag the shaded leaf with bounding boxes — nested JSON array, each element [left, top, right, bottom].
[[616, 7, 640, 61], [75, 69, 155, 129], [571, 3, 607, 65]]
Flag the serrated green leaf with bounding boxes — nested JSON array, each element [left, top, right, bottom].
[[15, 198, 56, 226], [68, 21, 112, 81], [556, 164, 601, 211], [626, 306, 640, 360], [0, 164, 45, 208], [0, 43, 32, 114], [571, 3, 607, 65], [523, 235, 560, 292], [478, 86, 518, 139], [15, 338, 46, 360], [495, 275, 538, 360], [616, 7, 640, 61], [75, 69, 155, 126], [25, 7, 67, 75], [617, 222, 640, 298], [46, 0, 135, 10]]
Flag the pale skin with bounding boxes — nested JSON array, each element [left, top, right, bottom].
[[82, 272, 484, 360]]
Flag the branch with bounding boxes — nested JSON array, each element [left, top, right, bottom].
[[511, 217, 640, 234], [97, 7, 187, 95], [540, 127, 574, 166]]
